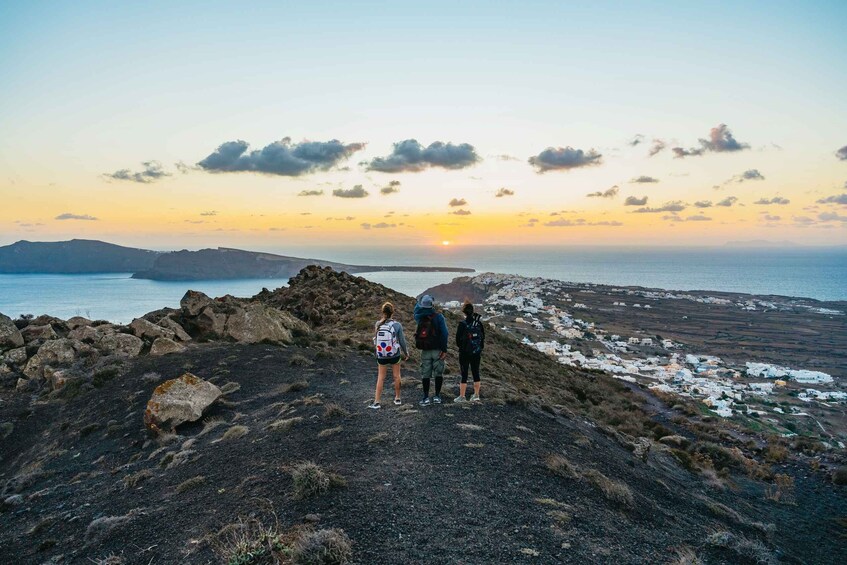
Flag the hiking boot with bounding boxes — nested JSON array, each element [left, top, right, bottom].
[[453, 395, 467, 403], [394, 398, 402, 405], [471, 394, 481, 402], [432, 395, 443, 404], [368, 402, 381, 409], [419, 397, 431, 407]]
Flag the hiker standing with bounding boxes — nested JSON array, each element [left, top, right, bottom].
[[414, 294, 449, 406], [369, 302, 409, 409], [455, 301, 485, 403]]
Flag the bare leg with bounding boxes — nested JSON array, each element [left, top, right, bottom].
[[459, 382, 467, 397], [392, 363, 402, 400], [473, 381, 481, 396], [374, 364, 387, 403]]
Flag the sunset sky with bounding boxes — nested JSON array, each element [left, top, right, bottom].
[[1, 1, 845, 249]]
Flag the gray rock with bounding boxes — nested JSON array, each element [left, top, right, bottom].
[[3, 346, 27, 365], [224, 303, 307, 344], [181, 290, 213, 317], [99, 333, 144, 358], [157, 316, 191, 341], [21, 324, 57, 343], [150, 337, 185, 356], [130, 318, 175, 341], [0, 313, 25, 352], [633, 437, 652, 462], [45, 367, 70, 390], [304, 513, 320, 523], [23, 338, 78, 378], [196, 307, 227, 338], [66, 316, 92, 330], [143, 373, 221, 433]]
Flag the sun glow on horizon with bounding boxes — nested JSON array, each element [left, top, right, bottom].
[[442, 240, 451, 246]]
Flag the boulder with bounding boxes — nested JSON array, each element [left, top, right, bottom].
[[633, 437, 652, 462], [44, 367, 69, 390], [3, 347, 28, 366], [98, 333, 144, 358], [150, 337, 185, 356], [0, 314, 25, 352], [130, 318, 175, 341], [157, 317, 191, 341], [196, 307, 227, 338], [21, 324, 57, 343], [66, 316, 93, 330], [69, 325, 104, 343], [23, 338, 78, 379], [224, 303, 306, 344], [181, 290, 213, 317], [143, 373, 221, 433]]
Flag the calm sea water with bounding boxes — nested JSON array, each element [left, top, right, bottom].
[[0, 246, 844, 324]]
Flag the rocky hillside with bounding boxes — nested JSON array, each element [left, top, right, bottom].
[[1, 267, 845, 564], [0, 239, 160, 274]]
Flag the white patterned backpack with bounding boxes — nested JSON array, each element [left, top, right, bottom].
[[375, 321, 400, 358]]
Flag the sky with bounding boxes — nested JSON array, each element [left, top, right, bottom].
[[1, 0, 846, 249]]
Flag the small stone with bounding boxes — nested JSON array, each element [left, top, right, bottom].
[[304, 513, 320, 523], [150, 337, 185, 356]]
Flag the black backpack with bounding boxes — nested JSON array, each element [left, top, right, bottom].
[[415, 314, 440, 350], [464, 316, 483, 355]]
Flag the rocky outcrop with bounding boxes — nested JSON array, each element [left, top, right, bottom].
[[21, 324, 57, 343], [0, 314, 25, 351], [178, 291, 307, 344], [143, 373, 221, 433], [66, 316, 92, 330], [98, 333, 144, 358], [23, 338, 79, 379], [129, 318, 175, 342], [150, 337, 184, 356], [157, 317, 191, 341]]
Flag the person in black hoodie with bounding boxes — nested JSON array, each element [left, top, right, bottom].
[[454, 301, 485, 402]]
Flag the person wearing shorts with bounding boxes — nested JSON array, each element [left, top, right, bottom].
[[369, 302, 409, 409]]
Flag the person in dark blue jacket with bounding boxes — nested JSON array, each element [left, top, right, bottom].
[[413, 294, 449, 406]]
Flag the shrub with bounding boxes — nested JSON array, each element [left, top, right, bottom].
[[215, 517, 286, 565], [832, 466, 847, 485], [765, 473, 796, 505], [764, 444, 788, 464], [122, 469, 153, 490], [220, 425, 249, 441], [280, 381, 309, 393], [705, 531, 777, 565], [583, 469, 635, 508], [318, 426, 343, 438], [323, 403, 349, 419], [367, 432, 389, 444], [544, 454, 579, 479], [176, 475, 206, 494], [290, 354, 314, 367], [292, 528, 352, 565], [267, 417, 303, 432], [291, 462, 346, 499]]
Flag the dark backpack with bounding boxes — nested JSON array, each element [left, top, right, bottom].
[[415, 314, 440, 350], [464, 316, 483, 355]]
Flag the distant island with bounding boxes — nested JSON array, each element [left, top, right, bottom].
[[0, 239, 473, 280], [724, 239, 797, 247]]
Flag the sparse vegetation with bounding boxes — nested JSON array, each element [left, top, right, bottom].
[[456, 423, 484, 431], [318, 426, 343, 438], [291, 462, 346, 499], [176, 475, 206, 494], [215, 517, 287, 565], [582, 469, 635, 508], [705, 531, 777, 565], [367, 432, 390, 444], [291, 528, 352, 565], [765, 473, 796, 505], [220, 382, 241, 395], [832, 466, 847, 485], [267, 417, 303, 432], [323, 403, 349, 419], [280, 381, 309, 394], [122, 469, 153, 490], [544, 454, 579, 479], [219, 425, 250, 441], [463, 443, 484, 449]]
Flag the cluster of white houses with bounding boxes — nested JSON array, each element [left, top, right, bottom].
[[453, 273, 843, 419]]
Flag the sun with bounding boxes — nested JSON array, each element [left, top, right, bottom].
[[441, 240, 451, 246]]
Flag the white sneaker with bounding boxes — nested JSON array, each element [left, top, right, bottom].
[[453, 396, 467, 403], [471, 394, 481, 402], [394, 398, 402, 405], [368, 402, 381, 409]]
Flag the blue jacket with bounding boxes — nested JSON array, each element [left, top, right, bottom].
[[414, 304, 449, 352]]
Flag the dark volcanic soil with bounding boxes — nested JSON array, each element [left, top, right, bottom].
[[2, 341, 846, 564]]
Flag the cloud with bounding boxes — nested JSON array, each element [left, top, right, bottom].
[[737, 169, 765, 182], [197, 138, 365, 176], [694, 200, 712, 208], [105, 161, 170, 183], [174, 161, 192, 174], [762, 214, 781, 221], [528, 146, 602, 172], [268, 227, 286, 231], [55, 213, 98, 221], [495, 188, 515, 197], [648, 139, 666, 157], [544, 218, 623, 227], [629, 134, 645, 147], [672, 124, 749, 158], [836, 145, 847, 160], [686, 214, 712, 222], [587, 186, 619, 199], [380, 180, 401, 195], [819, 211, 847, 222], [365, 139, 480, 172], [333, 185, 369, 198], [496, 154, 520, 162], [448, 198, 468, 207], [630, 175, 659, 183], [298, 189, 324, 196], [361, 222, 397, 230], [793, 216, 815, 226], [624, 195, 648, 206], [716, 196, 738, 207], [200, 210, 217, 216], [754, 196, 790, 205], [632, 200, 686, 213], [451, 209, 472, 216], [817, 193, 847, 205]]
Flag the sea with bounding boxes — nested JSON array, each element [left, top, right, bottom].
[[0, 246, 844, 324]]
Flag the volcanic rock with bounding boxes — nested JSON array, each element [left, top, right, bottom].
[[143, 373, 221, 433], [98, 333, 144, 358], [23, 338, 78, 379], [150, 337, 185, 356], [0, 314, 25, 351]]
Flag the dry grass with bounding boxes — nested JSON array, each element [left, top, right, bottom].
[[705, 531, 777, 565], [671, 547, 702, 565], [507, 436, 526, 444], [198, 418, 228, 438], [765, 473, 796, 505], [292, 528, 352, 565], [544, 454, 579, 479], [122, 469, 153, 490], [323, 403, 349, 419], [302, 394, 324, 406], [367, 432, 390, 444], [456, 423, 484, 431], [515, 425, 534, 434], [547, 509, 572, 525], [463, 443, 485, 449], [220, 381, 241, 395], [291, 462, 346, 499], [279, 381, 310, 394], [218, 425, 249, 441], [534, 497, 569, 508], [318, 426, 343, 438], [582, 469, 635, 508], [213, 516, 288, 565], [267, 417, 304, 432], [175, 475, 206, 494]]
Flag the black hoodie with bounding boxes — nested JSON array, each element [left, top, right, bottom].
[[456, 313, 485, 353]]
